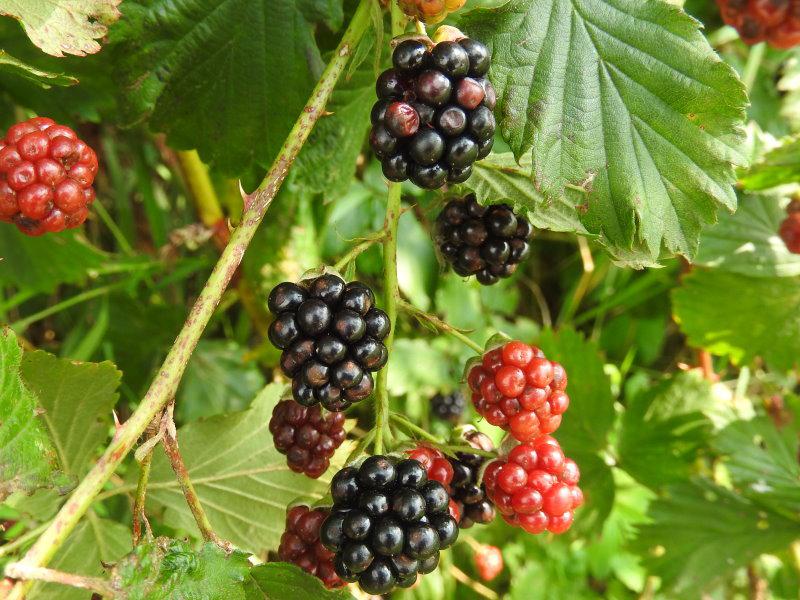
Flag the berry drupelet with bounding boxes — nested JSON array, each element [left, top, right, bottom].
[[447, 431, 496, 528], [468, 341, 569, 441], [269, 400, 346, 478], [484, 435, 583, 534], [371, 38, 496, 189], [278, 505, 344, 588], [436, 195, 534, 285], [716, 0, 800, 48], [398, 0, 467, 24], [431, 390, 466, 422], [320, 456, 459, 595], [267, 274, 390, 412], [0, 117, 98, 235]]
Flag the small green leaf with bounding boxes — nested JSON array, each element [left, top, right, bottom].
[[21, 349, 121, 477], [672, 269, 800, 371], [0, 0, 121, 57], [618, 371, 713, 490], [739, 136, 800, 190], [388, 339, 453, 397], [0, 328, 64, 499], [0, 50, 78, 87], [248, 563, 354, 599], [463, 0, 747, 266]]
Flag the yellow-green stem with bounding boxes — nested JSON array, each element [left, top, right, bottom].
[[176, 149, 224, 226]]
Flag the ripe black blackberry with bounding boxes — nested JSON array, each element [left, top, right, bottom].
[[370, 37, 496, 189], [435, 194, 534, 285], [448, 432, 496, 528], [431, 391, 466, 423], [320, 456, 459, 594], [269, 400, 346, 478], [267, 274, 390, 412]]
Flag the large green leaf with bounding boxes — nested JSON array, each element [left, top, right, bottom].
[[739, 136, 800, 191], [112, 0, 323, 177], [248, 563, 353, 599], [140, 384, 352, 554], [30, 516, 130, 600], [463, 0, 747, 266], [632, 479, 800, 595], [695, 192, 800, 278], [0, 329, 63, 499], [714, 417, 800, 521], [672, 269, 800, 371], [20, 349, 121, 477], [618, 371, 713, 490]]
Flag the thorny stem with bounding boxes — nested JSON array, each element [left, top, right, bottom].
[[6, 2, 373, 595], [397, 299, 484, 354], [3, 564, 115, 598]]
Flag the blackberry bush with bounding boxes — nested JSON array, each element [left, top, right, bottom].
[[435, 194, 534, 285], [278, 505, 344, 588], [430, 390, 466, 422], [269, 400, 346, 478], [267, 274, 390, 411], [484, 436, 583, 534], [370, 37, 495, 189], [320, 456, 458, 594], [0, 117, 97, 235], [468, 341, 569, 441], [716, 0, 800, 47]]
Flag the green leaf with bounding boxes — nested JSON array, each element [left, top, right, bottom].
[[739, 136, 800, 191], [20, 349, 121, 477], [0, 50, 78, 87], [695, 192, 800, 278], [388, 339, 454, 398], [571, 453, 615, 534], [632, 479, 800, 595], [672, 269, 800, 371], [463, 0, 747, 266], [714, 417, 800, 521], [0, 229, 107, 294], [397, 210, 438, 312], [139, 384, 352, 554], [0, 329, 63, 499], [618, 371, 713, 490], [248, 563, 353, 599], [30, 516, 130, 600], [297, 0, 344, 31], [536, 328, 614, 455], [112, 0, 322, 177], [0, 0, 121, 57], [110, 538, 251, 600], [176, 340, 266, 423]]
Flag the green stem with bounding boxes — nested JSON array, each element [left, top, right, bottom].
[[333, 235, 384, 272], [0, 522, 50, 559], [92, 200, 135, 256], [132, 450, 153, 546], [6, 3, 372, 595], [176, 150, 224, 227], [390, 412, 440, 444], [397, 299, 484, 354], [742, 42, 766, 94], [9, 283, 123, 333]]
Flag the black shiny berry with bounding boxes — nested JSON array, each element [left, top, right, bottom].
[[371, 517, 404, 556], [421, 481, 449, 514], [343, 511, 372, 541], [382, 154, 410, 182], [268, 282, 306, 314], [342, 541, 373, 573], [316, 334, 347, 365], [359, 557, 396, 594], [395, 460, 428, 488], [392, 488, 427, 522], [364, 309, 390, 339], [351, 337, 383, 369], [429, 514, 458, 548], [376, 69, 406, 99], [371, 99, 392, 124], [393, 39, 428, 72], [486, 205, 517, 237], [331, 467, 360, 506], [448, 165, 473, 183], [416, 70, 452, 106], [431, 41, 470, 78], [411, 163, 447, 189], [469, 105, 495, 141], [445, 136, 478, 168], [370, 125, 397, 158], [459, 39, 490, 76], [359, 455, 396, 489], [436, 105, 467, 136], [333, 310, 366, 343], [332, 359, 364, 389], [341, 282, 374, 315], [360, 490, 390, 517], [409, 129, 445, 166], [404, 523, 439, 559], [296, 299, 331, 336], [345, 371, 374, 401], [309, 274, 345, 304], [268, 312, 299, 349]]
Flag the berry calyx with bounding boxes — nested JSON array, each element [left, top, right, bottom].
[[279, 505, 344, 588], [0, 117, 97, 236], [474, 544, 503, 582], [398, 0, 467, 24]]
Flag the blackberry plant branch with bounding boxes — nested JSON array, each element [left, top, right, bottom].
[[397, 298, 484, 354], [5, 2, 374, 595], [3, 564, 115, 598], [132, 450, 153, 546]]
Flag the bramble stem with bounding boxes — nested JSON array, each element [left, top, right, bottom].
[[5, 2, 373, 595], [176, 150, 224, 227], [3, 564, 115, 598], [397, 299, 484, 354], [132, 450, 153, 546]]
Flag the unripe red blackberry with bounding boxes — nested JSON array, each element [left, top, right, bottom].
[[0, 117, 98, 236], [484, 436, 582, 534], [436, 195, 534, 285], [371, 38, 495, 189], [398, 0, 467, 24], [279, 505, 344, 588], [430, 390, 466, 422], [320, 456, 459, 594], [474, 544, 503, 581], [267, 274, 390, 411], [780, 212, 800, 254], [715, 0, 800, 48], [269, 400, 346, 478], [468, 341, 568, 441]]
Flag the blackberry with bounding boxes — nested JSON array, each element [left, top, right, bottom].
[[0, 117, 98, 235], [780, 211, 800, 254], [269, 400, 346, 478], [435, 195, 534, 285], [448, 431, 496, 529], [267, 274, 390, 411], [370, 38, 495, 189], [321, 456, 459, 594], [278, 505, 344, 588], [715, 0, 800, 48], [430, 391, 466, 423]]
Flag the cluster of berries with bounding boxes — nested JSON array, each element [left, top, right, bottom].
[[716, 0, 800, 48], [484, 436, 583, 534], [436, 195, 534, 285], [267, 274, 390, 411], [371, 38, 495, 189], [319, 456, 459, 594], [398, 0, 466, 24], [269, 400, 346, 478], [278, 506, 343, 588], [430, 390, 466, 422], [0, 117, 97, 236], [468, 341, 569, 441], [780, 200, 800, 254]]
